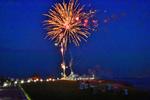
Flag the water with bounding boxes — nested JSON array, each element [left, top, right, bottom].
[[113, 77, 150, 91]]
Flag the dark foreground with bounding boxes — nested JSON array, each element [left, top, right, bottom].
[[0, 86, 26, 100], [21, 80, 150, 100]]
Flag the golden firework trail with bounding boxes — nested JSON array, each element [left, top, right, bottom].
[[44, 0, 98, 78], [44, 0, 97, 51]]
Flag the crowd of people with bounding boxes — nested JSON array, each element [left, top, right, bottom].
[[79, 80, 129, 96]]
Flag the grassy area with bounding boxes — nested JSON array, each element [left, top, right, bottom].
[[21, 80, 150, 100]]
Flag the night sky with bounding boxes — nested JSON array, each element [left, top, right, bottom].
[[0, 0, 150, 78]]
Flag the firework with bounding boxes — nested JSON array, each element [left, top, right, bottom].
[[44, 0, 98, 79], [44, 0, 97, 49]]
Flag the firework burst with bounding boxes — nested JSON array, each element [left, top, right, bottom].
[[44, 0, 98, 79], [44, 0, 97, 50]]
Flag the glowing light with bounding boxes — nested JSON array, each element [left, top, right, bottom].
[[54, 43, 58, 46], [27, 79, 31, 83], [57, 78, 59, 80], [14, 81, 18, 84], [3, 82, 8, 87], [64, 22, 70, 29], [40, 79, 43, 82], [20, 80, 24, 84], [60, 48, 64, 55], [75, 17, 79, 21], [46, 78, 52, 82], [61, 63, 66, 70], [84, 19, 88, 23], [33, 78, 39, 83]]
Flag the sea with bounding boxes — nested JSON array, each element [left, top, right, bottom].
[[112, 77, 150, 92]]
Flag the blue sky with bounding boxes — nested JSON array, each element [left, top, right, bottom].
[[0, 0, 150, 78]]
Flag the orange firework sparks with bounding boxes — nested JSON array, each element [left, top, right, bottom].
[[44, 0, 97, 51], [44, 0, 98, 79]]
